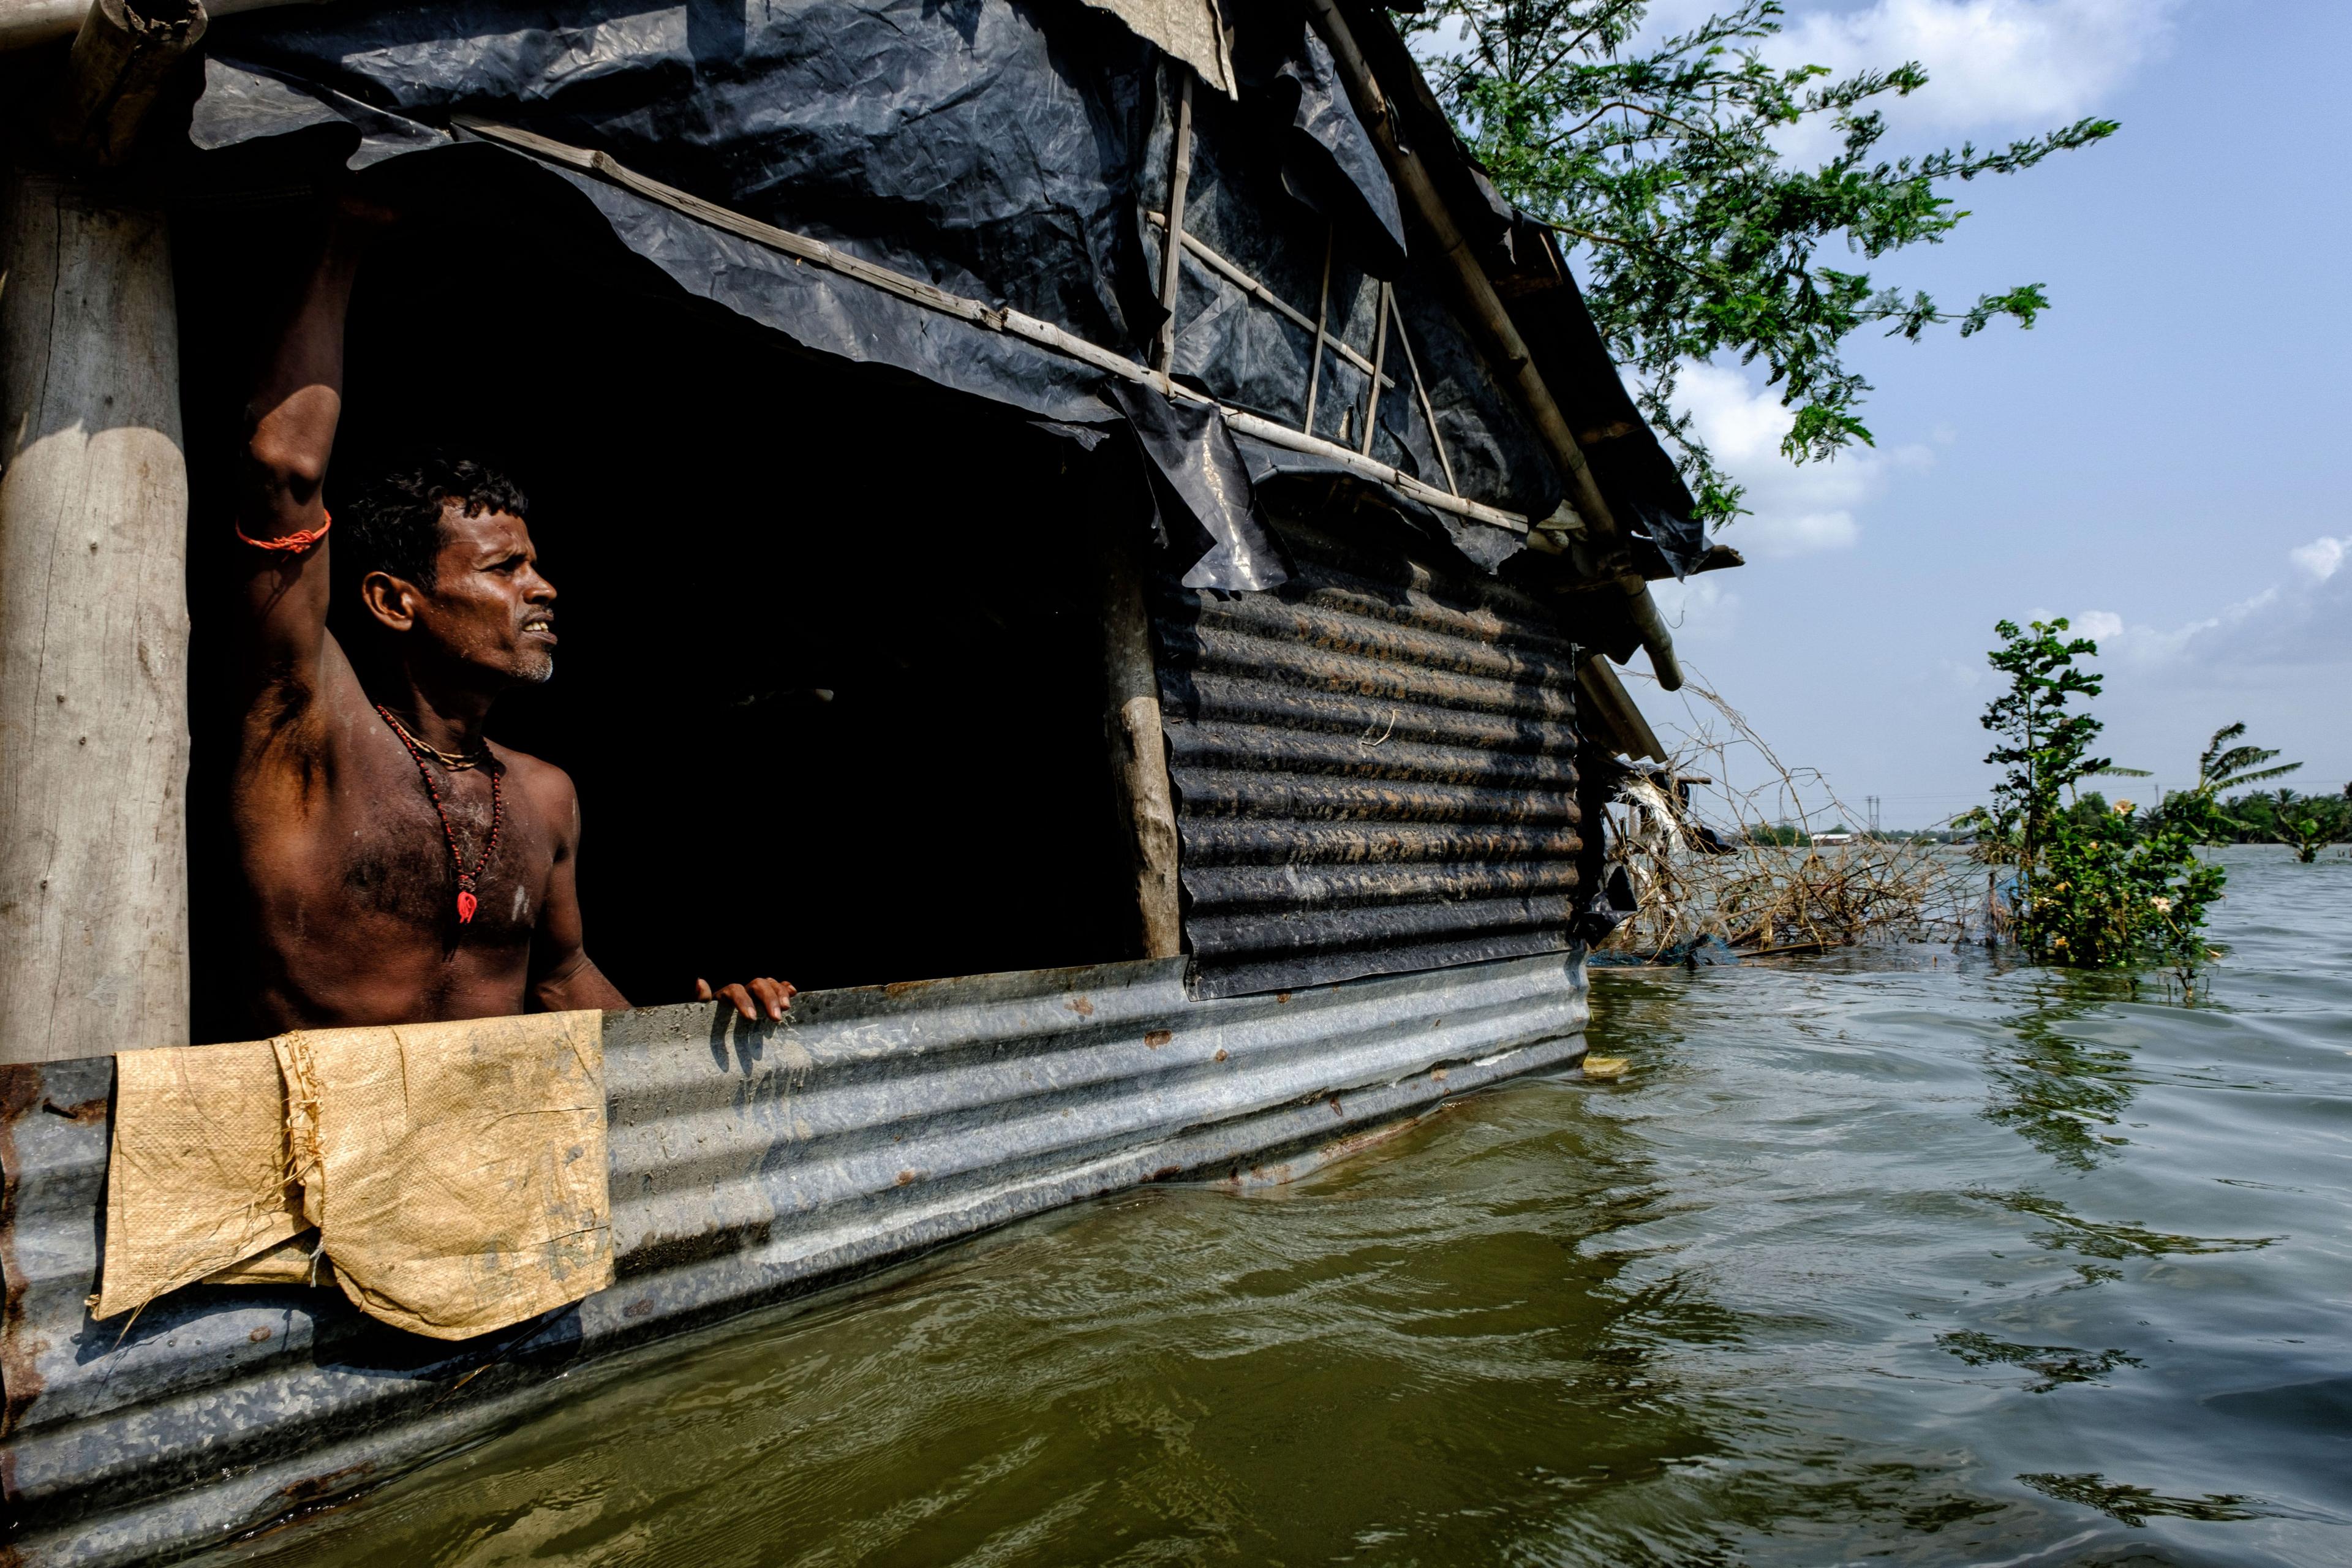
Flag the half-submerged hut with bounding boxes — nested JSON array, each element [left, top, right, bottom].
[[0, 0, 1736, 1559]]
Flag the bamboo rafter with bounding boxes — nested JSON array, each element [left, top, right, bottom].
[[453, 116, 1528, 536]]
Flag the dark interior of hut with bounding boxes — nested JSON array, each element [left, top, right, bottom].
[[175, 186, 1139, 1042]]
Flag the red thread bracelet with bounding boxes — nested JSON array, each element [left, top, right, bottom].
[[236, 510, 332, 552]]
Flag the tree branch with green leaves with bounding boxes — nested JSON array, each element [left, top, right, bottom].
[[1403, 0, 2117, 522]]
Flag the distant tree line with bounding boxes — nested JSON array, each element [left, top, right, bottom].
[[2137, 786, 2350, 861]]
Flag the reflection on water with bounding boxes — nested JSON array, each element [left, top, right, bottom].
[[1982, 974, 2145, 1169], [1936, 1329, 2141, 1393], [2019, 1471, 2276, 1528], [234, 851, 2352, 1568]]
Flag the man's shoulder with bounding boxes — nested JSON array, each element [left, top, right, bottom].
[[489, 743, 578, 810]]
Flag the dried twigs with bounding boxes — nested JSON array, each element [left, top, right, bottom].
[[1594, 676, 1976, 961]]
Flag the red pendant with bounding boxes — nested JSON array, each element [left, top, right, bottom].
[[456, 890, 478, 924]]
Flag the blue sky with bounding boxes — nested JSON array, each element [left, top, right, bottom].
[[1612, 0, 2352, 829]]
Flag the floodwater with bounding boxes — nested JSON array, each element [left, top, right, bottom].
[[243, 847, 2350, 1568]]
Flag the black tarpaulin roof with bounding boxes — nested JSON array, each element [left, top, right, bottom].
[[181, 0, 1706, 587]]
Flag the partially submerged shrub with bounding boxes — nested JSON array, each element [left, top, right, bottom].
[[1957, 620, 2267, 990]]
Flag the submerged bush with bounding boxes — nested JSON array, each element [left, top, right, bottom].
[[1960, 620, 2237, 986]]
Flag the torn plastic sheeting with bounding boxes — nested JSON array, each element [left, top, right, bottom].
[[1109, 382, 1291, 593], [193, 0, 1163, 351], [190, 0, 1524, 500], [1389, 282, 1564, 524], [190, 54, 455, 167], [1231, 11, 1405, 277], [1231, 434, 1521, 575], [545, 155, 1123, 427], [184, 0, 1561, 581]]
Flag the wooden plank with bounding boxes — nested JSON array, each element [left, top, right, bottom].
[[0, 166, 191, 1063]]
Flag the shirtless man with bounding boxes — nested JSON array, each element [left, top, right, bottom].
[[232, 199, 791, 1028]]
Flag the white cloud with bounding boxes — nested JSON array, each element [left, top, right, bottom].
[[1772, 0, 2179, 139], [2071, 533, 2352, 673], [1939, 657, 1987, 692], [1651, 575, 1742, 642], [2290, 535, 2348, 582], [1609, 0, 2180, 164], [1670, 361, 1932, 559]]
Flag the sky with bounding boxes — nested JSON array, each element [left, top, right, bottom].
[[1602, 0, 2352, 829]]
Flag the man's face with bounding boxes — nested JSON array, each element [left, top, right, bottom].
[[403, 507, 559, 686]]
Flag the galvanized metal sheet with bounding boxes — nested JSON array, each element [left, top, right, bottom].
[[0, 949, 1585, 1567], [1156, 517, 1584, 997]]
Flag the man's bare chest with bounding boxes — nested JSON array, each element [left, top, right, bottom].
[[270, 755, 552, 944]]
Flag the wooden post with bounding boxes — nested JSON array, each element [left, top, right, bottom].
[[1095, 531, 1183, 961], [48, 0, 208, 169], [0, 162, 192, 1064]]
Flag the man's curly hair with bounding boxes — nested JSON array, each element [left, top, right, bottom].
[[341, 454, 529, 592]]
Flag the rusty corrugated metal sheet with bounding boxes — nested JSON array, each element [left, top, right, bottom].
[[0, 949, 1586, 1567], [1155, 517, 1583, 998]]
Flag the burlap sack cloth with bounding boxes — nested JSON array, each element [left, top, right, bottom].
[[96, 1011, 614, 1340]]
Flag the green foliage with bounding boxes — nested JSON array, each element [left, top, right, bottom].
[[2034, 808, 2225, 978], [2198, 722, 2302, 795], [1958, 620, 2223, 981], [2138, 723, 2320, 854], [1963, 618, 2108, 874], [2220, 788, 2350, 862], [1405, 1, 2117, 520]]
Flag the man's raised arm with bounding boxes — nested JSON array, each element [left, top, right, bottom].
[[233, 201, 389, 695]]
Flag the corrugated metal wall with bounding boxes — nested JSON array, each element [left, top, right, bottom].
[[1155, 517, 1585, 998], [0, 951, 1586, 1568]]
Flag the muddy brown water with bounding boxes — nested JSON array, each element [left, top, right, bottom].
[[226, 847, 2351, 1567]]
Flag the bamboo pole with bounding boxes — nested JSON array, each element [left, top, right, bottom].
[[454, 118, 1534, 537], [1095, 528, 1184, 960], [1150, 70, 1194, 381], [1143, 211, 1392, 392], [1357, 280, 1391, 457], [1300, 0, 1683, 692], [1302, 225, 1332, 435], [0, 163, 192, 1064], [1575, 652, 1667, 764], [1389, 289, 1460, 494], [1143, 212, 1391, 391]]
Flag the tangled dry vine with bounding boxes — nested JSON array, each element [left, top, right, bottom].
[[1595, 676, 1979, 961]]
